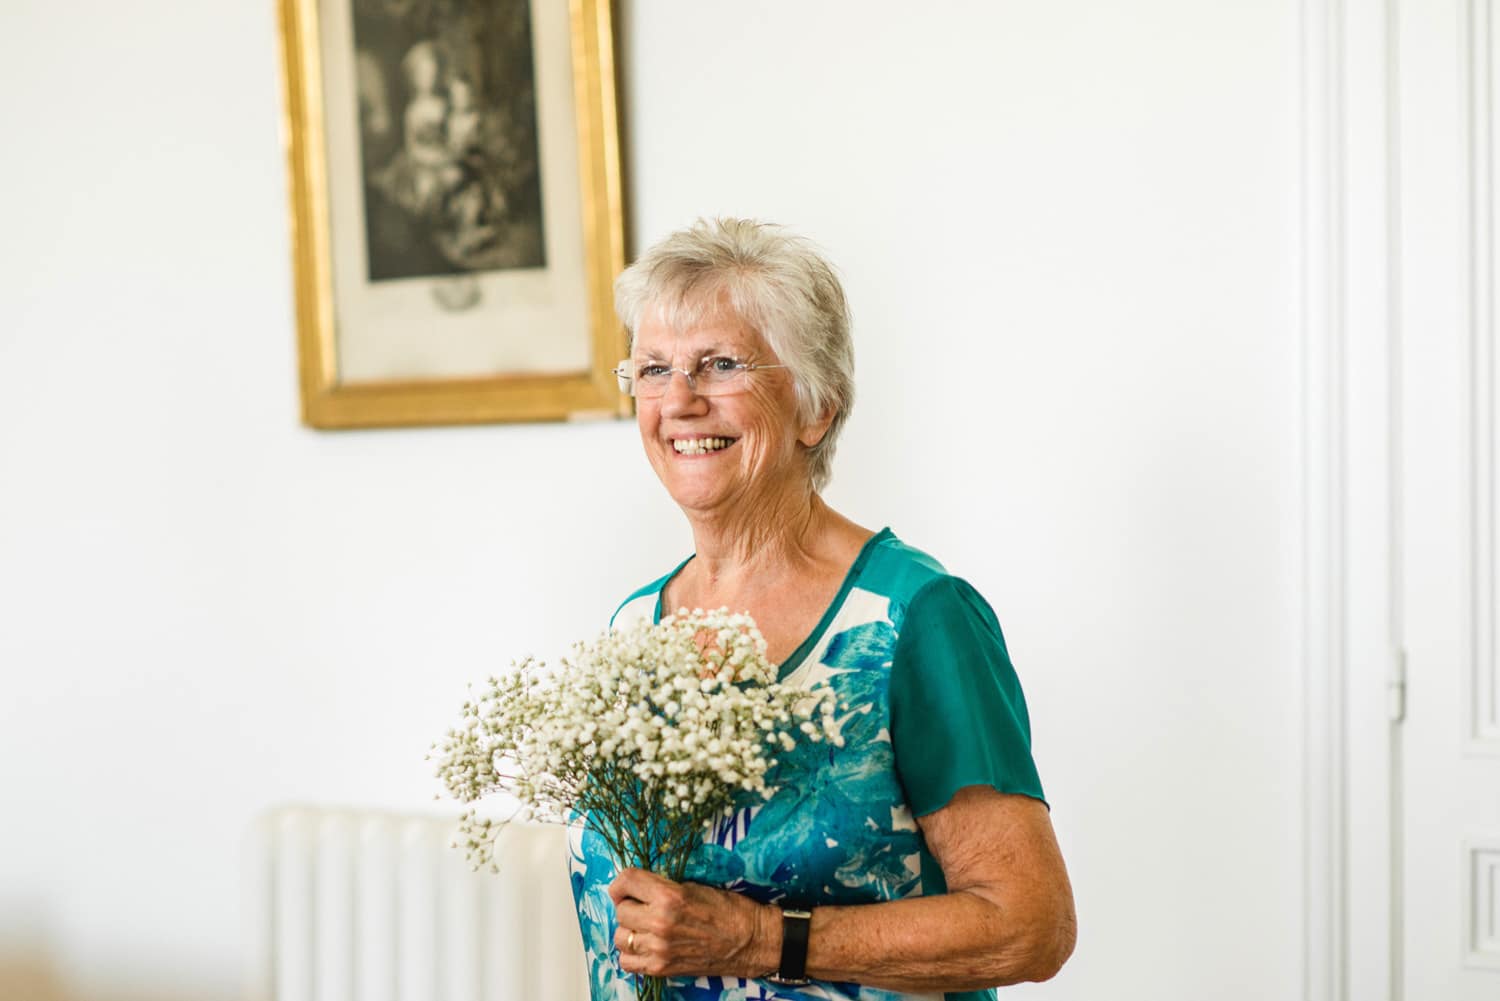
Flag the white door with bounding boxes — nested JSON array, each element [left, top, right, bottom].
[[1399, 2, 1500, 998]]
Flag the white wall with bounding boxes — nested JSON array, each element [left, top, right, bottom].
[[0, 2, 1304, 999]]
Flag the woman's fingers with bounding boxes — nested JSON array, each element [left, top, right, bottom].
[[607, 866, 679, 906], [614, 924, 648, 956], [614, 924, 671, 976], [613, 897, 656, 934]]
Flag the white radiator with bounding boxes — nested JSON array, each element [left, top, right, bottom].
[[246, 806, 589, 1001]]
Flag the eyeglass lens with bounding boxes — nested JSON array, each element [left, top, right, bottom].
[[631, 357, 747, 397]]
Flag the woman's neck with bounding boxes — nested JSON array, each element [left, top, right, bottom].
[[677, 491, 865, 604]]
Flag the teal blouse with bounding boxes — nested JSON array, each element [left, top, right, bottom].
[[568, 529, 1047, 1001]]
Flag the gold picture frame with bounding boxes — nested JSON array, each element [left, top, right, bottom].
[[277, 0, 630, 428]]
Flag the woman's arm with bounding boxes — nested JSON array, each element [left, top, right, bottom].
[[610, 785, 1076, 991], [803, 787, 1075, 989]]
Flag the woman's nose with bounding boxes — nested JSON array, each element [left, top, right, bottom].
[[659, 369, 708, 416]]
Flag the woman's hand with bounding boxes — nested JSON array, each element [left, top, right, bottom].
[[608, 868, 779, 980]]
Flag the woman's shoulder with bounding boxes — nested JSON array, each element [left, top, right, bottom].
[[855, 530, 1008, 635], [857, 529, 953, 600]]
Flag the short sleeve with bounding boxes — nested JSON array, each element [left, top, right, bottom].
[[889, 575, 1047, 816]]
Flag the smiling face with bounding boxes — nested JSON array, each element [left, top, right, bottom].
[[632, 304, 831, 520]]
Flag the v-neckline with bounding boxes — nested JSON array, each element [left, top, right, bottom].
[[651, 527, 893, 677]]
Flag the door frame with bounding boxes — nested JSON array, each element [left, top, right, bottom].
[[1300, 0, 1403, 999]]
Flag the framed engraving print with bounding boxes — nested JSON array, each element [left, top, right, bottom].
[[278, 0, 629, 427]]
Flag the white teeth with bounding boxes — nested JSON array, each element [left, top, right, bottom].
[[673, 437, 734, 455]]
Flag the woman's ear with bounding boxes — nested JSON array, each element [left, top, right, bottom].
[[797, 405, 836, 448]]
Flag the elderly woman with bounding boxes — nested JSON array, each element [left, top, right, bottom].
[[570, 218, 1076, 1000]]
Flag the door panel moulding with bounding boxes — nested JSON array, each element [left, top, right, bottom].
[[1466, 0, 1500, 756], [1463, 839, 1500, 969]]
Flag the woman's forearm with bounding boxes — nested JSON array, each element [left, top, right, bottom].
[[750, 887, 1072, 993], [611, 793, 1076, 990]]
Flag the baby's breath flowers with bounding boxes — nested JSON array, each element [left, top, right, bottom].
[[432, 608, 843, 886]]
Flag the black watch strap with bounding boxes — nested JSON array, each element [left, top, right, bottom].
[[770, 908, 813, 985]]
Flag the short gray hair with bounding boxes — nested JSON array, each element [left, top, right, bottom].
[[614, 218, 854, 492]]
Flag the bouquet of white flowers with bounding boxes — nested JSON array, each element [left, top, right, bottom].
[[432, 608, 843, 999]]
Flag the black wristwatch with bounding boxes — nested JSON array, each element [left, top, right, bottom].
[[768, 907, 813, 986]]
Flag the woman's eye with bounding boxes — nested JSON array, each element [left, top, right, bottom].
[[706, 356, 741, 373], [639, 364, 670, 378]]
